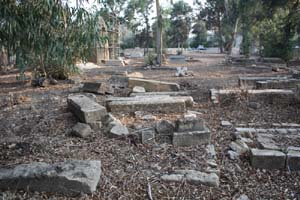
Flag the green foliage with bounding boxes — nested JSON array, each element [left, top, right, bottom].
[[144, 52, 157, 66], [191, 20, 207, 48], [0, 0, 104, 79], [167, 0, 193, 48]]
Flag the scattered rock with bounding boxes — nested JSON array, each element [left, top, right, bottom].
[[221, 120, 232, 127], [132, 86, 146, 93], [0, 160, 101, 196], [71, 123, 92, 138]]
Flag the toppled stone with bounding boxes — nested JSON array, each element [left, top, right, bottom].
[[287, 150, 300, 171], [250, 148, 286, 170], [161, 170, 219, 187], [155, 120, 175, 135], [82, 82, 114, 95], [109, 120, 129, 137], [206, 144, 216, 159], [107, 96, 189, 114], [67, 94, 107, 123], [221, 121, 232, 127], [0, 160, 101, 196], [229, 140, 249, 155], [104, 59, 125, 66], [257, 135, 281, 150], [141, 129, 156, 144], [71, 123, 92, 138], [132, 86, 145, 93], [128, 78, 180, 92], [130, 91, 192, 97], [173, 129, 211, 147], [175, 117, 205, 132], [228, 150, 239, 160]]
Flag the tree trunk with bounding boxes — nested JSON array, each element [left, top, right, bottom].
[[156, 0, 162, 66], [229, 17, 239, 55]]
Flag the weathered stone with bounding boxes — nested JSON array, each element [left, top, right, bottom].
[[235, 194, 250, 200], [128, 78, 180, 92], [175, 117, 205, 132], [141, 129, 155, 144], [239, 76, 289, 89], [155, 120, 175, 135], [107, 96, 187, 114], [82, 82, 114, 95], [141, 114, 157, 121], [0, 160, 101, 196], [287, 150, 300, 171], [206, 144, 216, 159], [126, 72, 144, 78], [108, 75, 129, 88], [229, 140, 249, 155], [250, 148, 286, 170], [132, 86, 145, 93], [67, 94, 107, 123], [161, 170, 219, 187], [88, 121, 102, 130], [173, 129, 211, 147], [228, 150, 239, 160], [221, 121, 232, 127], [257, 135, 281, 150], [109, 120, 129, 137], [130, 91, 192, 97], [71, 123, 92, 138], [256, 79, 300, 89], [104, 59, 125, 66]]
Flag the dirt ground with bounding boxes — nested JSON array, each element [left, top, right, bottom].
[[0, 52, 300, 199]]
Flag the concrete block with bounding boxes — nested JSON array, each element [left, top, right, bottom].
[[173, 129, 211, 147], [128, 78, 180, 92], [250, 149, 286, 170], [67, 95, 107, 123], [287, 150, 300, 171]]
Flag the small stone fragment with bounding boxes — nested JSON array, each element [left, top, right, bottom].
[[132, 86, 146, 93], [71, 123, 92, 138]]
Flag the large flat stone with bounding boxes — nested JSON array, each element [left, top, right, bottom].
[[250, 149, 286, 170], [68, 95, 107, 123], [82, 82, 114, 94], [287, 150, 300, 171], [130, 91, 192, 97], [256, 79, 300, 89], [239, 76, 290, 89], [173, 129, 211, 147], [106, 96, 190, 113], [128, 78, 180, 92], [104, 59, 125, 66], [0, 160, 101, 196]]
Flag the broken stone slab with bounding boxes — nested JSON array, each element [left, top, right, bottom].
[[132, 86, 145, 93], [104, 59, 125, 66], [287, 150, 300, 171], [0, 160, 101, 196], [229, 140, 249, 155], [173, 129, 211, 147], [250, 148, 286, 170], [256, 79, 300, 89], [257, 134, 281, 150], [106, 96, 187, 114], [155, 120, 175, 136], [105, 117, 129, 138], [128, 78, 180, 92], [67, 94, 107, 123], [130, 91, 192, 97], [175, 117, 205, 132], [82, 82, 114, 95], [71, 123, 92, 138], [239, 76, 290, 89], [161, 170, 219, 187]]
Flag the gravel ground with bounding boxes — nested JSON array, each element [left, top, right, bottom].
[[0, 52, 300, 199]]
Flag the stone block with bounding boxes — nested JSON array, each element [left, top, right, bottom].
[[161, 170, 219, 187], [287, 150, 300, 171], [67, 95, 107, 123], [173, 129, 211, 147], [257, 134, 281, 150], [250, 149, 286, 170], [175, 117, 205, 132], [82, 82, 114, 95], [104, 59, 125, 66], [107, 96, 187, 113], [128, 78, 180, 92], [155, 120, 175, 135], [0, 160, 101, 196], [109, 75, 129, 88]]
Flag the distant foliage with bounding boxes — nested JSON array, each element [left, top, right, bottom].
[[0, 0, 105, 79]]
